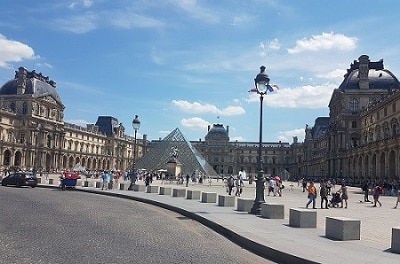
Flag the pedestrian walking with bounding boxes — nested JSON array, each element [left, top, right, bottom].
[[326, 180, 332, 195], [227, 175, 234, 195], [268, 177, 276, 196], [234, 175, 243, 197], [302, 178, 307, 192], [320, 180, 328, 209], [393, 184, 400, 209], [101, 171, 109, 190], [362, 180, 371, 202], [185, 174, 190, 187], [338, 183, 348, 208], [373, 183, 383, 207], [306, 181, 317, 209]]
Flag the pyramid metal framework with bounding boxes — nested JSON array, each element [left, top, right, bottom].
[[135, 128, 217, 176]]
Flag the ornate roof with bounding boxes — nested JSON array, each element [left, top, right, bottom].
[[339, 55, 400, 91], [205, 124, 229, 141], [0, 67, 62, 104]]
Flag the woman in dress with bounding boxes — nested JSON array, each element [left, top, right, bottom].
[[339, 183, 348, 208]]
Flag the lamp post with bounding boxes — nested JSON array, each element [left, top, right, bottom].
[[250, 66, 270, 215], [128, 115, 140, 190]]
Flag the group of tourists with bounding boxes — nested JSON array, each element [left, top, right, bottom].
[[303, 178, 400, 209], [226, 175, 244, 196]]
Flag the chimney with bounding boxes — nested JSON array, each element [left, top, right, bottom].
[[16, 67, 27, 95], [358, 55, 370, 90]]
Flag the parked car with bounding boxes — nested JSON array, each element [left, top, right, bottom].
[[1, 172, 38, 188]]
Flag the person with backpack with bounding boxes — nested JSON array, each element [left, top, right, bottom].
[[373, 183, 383, 207]]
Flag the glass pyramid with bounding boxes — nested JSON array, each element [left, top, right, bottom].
[[135, 128, 217, 177]]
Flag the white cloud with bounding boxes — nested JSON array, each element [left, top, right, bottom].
[[0, 34, 35, 68], [269, 38, 281, 50], [172, 100, 245, 116], [110, 12, 165, 29], [316, 69, 346, 80], [181, 117, 210, 130], [277, 128, 305, 143], [287, 32, 358, 54], [247, 83, 336, 109], [171, 0, 220, 23], [54, 14, 97, 33]]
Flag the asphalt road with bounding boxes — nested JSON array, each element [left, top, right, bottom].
[[0, 186, 274, 264]]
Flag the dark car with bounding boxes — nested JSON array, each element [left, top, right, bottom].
[[1, 172, 38, 188]]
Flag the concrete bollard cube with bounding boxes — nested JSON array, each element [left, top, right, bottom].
[[84, 181, 89, 187], [391, 227, 400, 253], [236, 198, 254, 212], [289, 208, 316, 228], [201, 192, 217, 203], [76, 179, 83, 186], [325, 217, 360, 241], [218, 195, 235, 207], [159, 186, 172, 195], [48, 178, 55, 185], [133, 184, 146, 192], [87, 181, 96, 187], [260, 203, 284, 219], [186, 190, 201, 200], [119, 183, 127, 190], [147, 185, 159, 193], [172, 188, 186, 197], [95, 181, 102, 188], [36, 177, 42, 184]]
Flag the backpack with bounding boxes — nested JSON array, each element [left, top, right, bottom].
[[376, 186, 383, 194]]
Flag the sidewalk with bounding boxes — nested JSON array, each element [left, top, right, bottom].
[[41, 175, 400, 264]]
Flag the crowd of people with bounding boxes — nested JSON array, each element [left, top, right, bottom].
[[299, 178, 400, 209]]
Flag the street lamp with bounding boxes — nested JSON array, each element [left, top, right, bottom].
[[250, 66, 270, 215], [128, 115, 141, 190]]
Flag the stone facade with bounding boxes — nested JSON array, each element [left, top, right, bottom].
[[291, 55, 400, 185], [0, 67, 146, 173]]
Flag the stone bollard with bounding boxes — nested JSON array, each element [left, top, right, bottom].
[[133, 184, 146, 192], [186, 190, 201, 200], [119, 183, 127, 190], [48, 178, 54, 185], [325, 217, 360, 241], [201, 192, 217, 203], [159, 186, 172, 195], [391, 227, 400, 253], [172, 188, 186, 197], [95, 181, 102, 188], [218, 195, 235, 207], [147, 185, 159, 193], [260, 203, 284, 219], [236, 198, 254, 212], [289, 208, 317, 228]]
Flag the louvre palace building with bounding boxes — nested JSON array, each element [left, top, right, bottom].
[[0, 67, 147, 174], [1, 55, 400, 186]]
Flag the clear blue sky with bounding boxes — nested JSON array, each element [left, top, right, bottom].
[[1, 0, 400, 143]]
